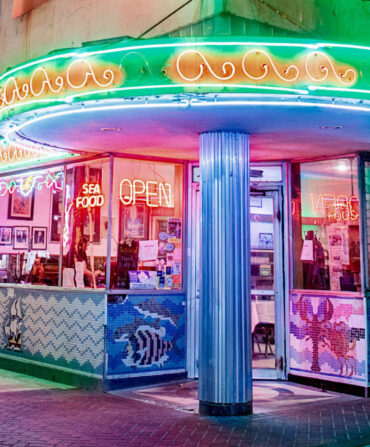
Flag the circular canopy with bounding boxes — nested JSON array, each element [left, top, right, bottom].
[[0, 37, 369, 164]]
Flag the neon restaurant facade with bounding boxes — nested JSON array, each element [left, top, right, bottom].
[[0, 1, 369, 416]]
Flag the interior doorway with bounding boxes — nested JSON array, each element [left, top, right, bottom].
[[186, 166, 286, 380], [250, 188, 285, 379]]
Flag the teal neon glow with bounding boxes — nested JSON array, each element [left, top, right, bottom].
[[0, 38, 367, 82], [4, 96, 370, 150], [0, 37, 369, 125], [0, 97, 68, 114], [2, 39, 369, 82], [64, 84, 310, 100], [0, 138, 74, 172], [0, 53, 79, 83], [0, 83, 310, 115], [0, 152, 73, 172], [308, 85, 370, 95]]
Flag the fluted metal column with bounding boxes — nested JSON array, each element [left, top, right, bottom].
[[199, 131, 252, 416]]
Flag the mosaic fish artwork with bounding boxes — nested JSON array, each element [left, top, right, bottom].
[[4, 298, 22, 351], [122, 323, 172, 368], [134, 298, 181, 327], [113, 317, 161, 342], [107, 295, 186, 375]]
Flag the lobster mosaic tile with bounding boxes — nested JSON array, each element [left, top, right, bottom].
[[107, 294, 186, 377], [0, 287, 105, 376], [290, 292, 366, 385], [364, 162, 370, 385]]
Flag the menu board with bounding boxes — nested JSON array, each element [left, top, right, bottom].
[[116, 240, 139, 289]]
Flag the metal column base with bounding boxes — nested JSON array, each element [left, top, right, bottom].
[[199, 401, 253, 417]]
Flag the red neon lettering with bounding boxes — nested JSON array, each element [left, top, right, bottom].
[[76, 183, 104, 209], [310, 193, 359, 222], [133, 180, 145, 205], [120, 179, 132, 205], [146, 180, 158, 207], [119, 178, 173, 208]]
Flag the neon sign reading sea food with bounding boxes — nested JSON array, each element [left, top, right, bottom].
[[76, 183, 105, 209], [120, 179, 173, 208]]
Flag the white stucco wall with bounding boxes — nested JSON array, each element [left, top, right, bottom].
[[0, 0, 368, 75], [0, 0, 211, 74]]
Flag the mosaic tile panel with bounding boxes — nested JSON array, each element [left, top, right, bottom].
[[290, 292, 366, 385], [363, 161, 370, 385], [0, 287, 105, 376], [107, 294, 186, 377], [367, 297, 370, 385]]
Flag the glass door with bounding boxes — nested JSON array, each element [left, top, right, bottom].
[[188, 181, 285, 380], [251, 190, 284, 379], [186, 182, 201, 378]]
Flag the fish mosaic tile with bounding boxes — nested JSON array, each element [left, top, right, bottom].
[[0, 288, 105, 376], [107, 294, 186, 376], [289, 292, 366, 386]]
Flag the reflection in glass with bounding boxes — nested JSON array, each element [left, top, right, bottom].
[[0, 167, 63, 286], [292, 158, 361, 292], [250, 195, 276, 369], [111, 158, 184, 290]]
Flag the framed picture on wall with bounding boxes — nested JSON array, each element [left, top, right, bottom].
[[13, 226, 30, 250], [8, 189, 34, 220], [121, 204, 148, 240], [0, 227, 12, 246], [31, 226, 47, 250], [258, 233, 273, 250]]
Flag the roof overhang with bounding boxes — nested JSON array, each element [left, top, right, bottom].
[[0, 37, 369, 166]]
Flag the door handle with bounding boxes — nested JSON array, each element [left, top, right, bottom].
[[275, 356, 284, 371]]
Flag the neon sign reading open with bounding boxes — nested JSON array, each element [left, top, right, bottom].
[[120, 179, 173, 208]]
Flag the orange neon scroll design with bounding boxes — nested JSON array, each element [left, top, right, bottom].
[[0, 59, 122, 111], [120, 178, 173, 208], [172, 49, 357, 86], [0, 141, 53, 166]]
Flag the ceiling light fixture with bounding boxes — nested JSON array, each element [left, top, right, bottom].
[[100, 127, 121, 132], [320, 125, 343, 130]]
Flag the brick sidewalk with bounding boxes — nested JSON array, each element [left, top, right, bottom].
[[0, 378, 369, 446]]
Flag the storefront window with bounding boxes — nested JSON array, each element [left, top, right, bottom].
[[0, 167, 63, 286], [62, 159, 108, 289], [292, 158, 361, 292], [364, 161, 370, 288], [110, 158, 184, 290]]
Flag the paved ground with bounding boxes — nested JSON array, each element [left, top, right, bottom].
[[0, 369, 370, 447]]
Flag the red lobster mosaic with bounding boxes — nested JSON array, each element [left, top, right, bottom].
[[296, 296, 357, 377]]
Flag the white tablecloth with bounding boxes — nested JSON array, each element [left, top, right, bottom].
[[251, 301, 275, 333]]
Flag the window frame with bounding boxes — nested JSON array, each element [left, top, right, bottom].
[[107, 154, 188, 294], [289, 155, 363, 294], [0, 153, 188, 294]]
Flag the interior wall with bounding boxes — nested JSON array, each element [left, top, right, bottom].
[[0, 185, 60, 256]]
